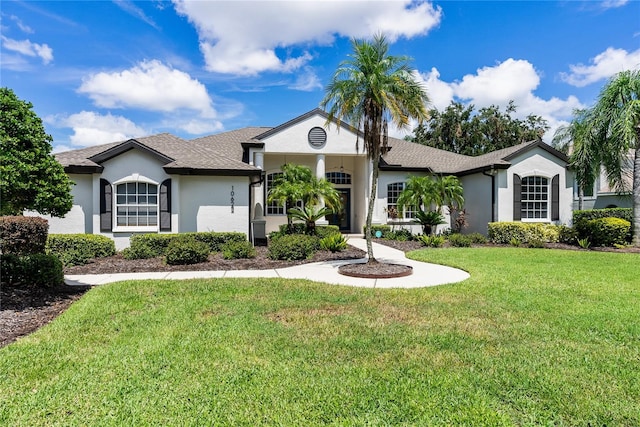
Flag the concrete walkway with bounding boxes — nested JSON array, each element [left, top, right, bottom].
[[65, 238, 470, 289]]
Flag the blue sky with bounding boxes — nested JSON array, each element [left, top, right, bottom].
[[1, 0, 638, 153]]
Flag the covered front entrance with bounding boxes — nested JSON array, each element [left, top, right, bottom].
[[327, 188, 351, 231]]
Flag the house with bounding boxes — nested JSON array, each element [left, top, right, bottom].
[[46, 109, 574, 249]]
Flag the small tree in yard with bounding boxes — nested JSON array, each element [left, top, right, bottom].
[[0, 87, 73, 217]]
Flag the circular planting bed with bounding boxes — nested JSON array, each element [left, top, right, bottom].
[[338, 262, 413, 279]]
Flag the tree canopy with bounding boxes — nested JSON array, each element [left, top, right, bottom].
[[321, 34, 430, 262], [409, 101, 549, 156], [0, 87, 73, 217]]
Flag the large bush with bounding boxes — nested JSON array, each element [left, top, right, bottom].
[[271, 224, 340, 239], [268, 234, 318, 261], [573, 208, 632, 240], [47, 234, 116, 267], [1, 253, 64, 287], [0, 216, 48, 255], [165, 237, 210, 265], [221, 240, 256, 260], [585, 217, 631, 247], [488, 222, 560, 244]]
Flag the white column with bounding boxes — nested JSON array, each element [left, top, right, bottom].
[[316, 154, 328, 225], [92, 174, 101, 234], [171, 176, 180, 233]]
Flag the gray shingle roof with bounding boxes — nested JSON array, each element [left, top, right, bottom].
[[56, 132, 261, 175]]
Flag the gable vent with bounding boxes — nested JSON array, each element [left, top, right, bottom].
[[308, 127, 327, 148]]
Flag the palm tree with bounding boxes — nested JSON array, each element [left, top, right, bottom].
[[322, 34, 430, 263], [267, 163, 342, 233], [583, 70, 640, 246], [552, 109, 598, 210]]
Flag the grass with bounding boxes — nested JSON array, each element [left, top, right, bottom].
[[1, 248, 639, 426]]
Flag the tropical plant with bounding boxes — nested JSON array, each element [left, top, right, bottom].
[[288, 205, 334, 235], [413, 210, 446, 235], [322, 34, 429, 263], [579, 70, 639, 246], [267, 163, 342, 232], [319, 233, 349, 252], [0, 87, 73, 216]]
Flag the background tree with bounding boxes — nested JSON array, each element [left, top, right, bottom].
[[0, 87, 72, 217], [322, 34, 429, 263], [581, 70, 639, 246], [410, 100, 549, 156]]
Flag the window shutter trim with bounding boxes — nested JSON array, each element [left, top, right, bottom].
[[513, 174, 521, 221], [551, 174, 560, 221], [100, 179, 112, 231], [160, 179, 171, 231]]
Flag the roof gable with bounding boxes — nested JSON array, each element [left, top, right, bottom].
[[88, 138, 174, 165], [255, 108, 362, 141]]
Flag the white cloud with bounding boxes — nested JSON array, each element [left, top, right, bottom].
[[173, 118, 224, 135], [172, 0, 441, 75], [113, 0, 159, 29], [10, 15, 34, 34], [289, 66, 323, 92], [1, 35, 53, 64], [601, 0, 629, 9], [418, 58, 585, 142], [78, 60, 216, 118], [560, 47, 640, 87], [62, 111, 148, 147]]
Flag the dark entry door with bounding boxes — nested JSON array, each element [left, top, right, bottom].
[[327, 189, 350, 231]]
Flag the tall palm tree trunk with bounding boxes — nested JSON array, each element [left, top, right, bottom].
[[365, 153, 380, 264], [632, 144, 640, 247]]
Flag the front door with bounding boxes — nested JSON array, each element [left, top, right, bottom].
[[327, 189, 350, 231]]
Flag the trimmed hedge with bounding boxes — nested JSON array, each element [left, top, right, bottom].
[[573, 208, 632, 240], [268, 234, 318, 261], [165, 237, 210, 265], [221, 240, 256, 260], [1, 253, 64, 287], [363, 224, 392, 238], [271, 224, 341, 239], [448, 233, 472, 247], [125, 232, 247, 259], [47, 234, 116, 267], [0, 216, 49, 255], [586, 217, 631, 247], [488, 222, 560, 244]]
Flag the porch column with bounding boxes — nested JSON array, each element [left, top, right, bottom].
[[316, 154, 328, 225]]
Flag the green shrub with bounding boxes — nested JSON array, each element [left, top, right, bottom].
[[418, 235, 445, 248], [573, 208, 632, 241], [188, 232, 247, 252], [468, 232, 488, 244], [268, 234, 318, 261], [319, 234, 348, 252], [47, 234, 116, 267], [165, 237, 210, 265], [364, 224, 391, 238], [577, 238, 591, 249], [221, 240, 256, 260], [509, 238, 522, 247], [488, 222, 560, 244], [528, 238, 546, 248], [448, 233, 472, 247], [315, 225, 341, 239], [585, 217, 631, 247], [128, 234, 174, 258], [0, 216, 48, 255], [386, 228, 413, 241], [1, 253, 63, 287], [557, 225, 578, 245]]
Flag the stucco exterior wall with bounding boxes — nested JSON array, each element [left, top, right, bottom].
[[497, 149, 574, 225], [178, 175, 250, 235], [460, 173, 493, 234]]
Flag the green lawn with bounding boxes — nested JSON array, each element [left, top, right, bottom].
[[1, 248, 638, 426]]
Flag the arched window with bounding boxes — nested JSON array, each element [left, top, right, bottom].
[[326, 172, 352, 185], [387, 182, 416, 220], [520, 176, 549, 220], [115, 182, 158, 227]]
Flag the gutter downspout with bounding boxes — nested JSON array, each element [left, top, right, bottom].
[[482, 167, 497, 223]]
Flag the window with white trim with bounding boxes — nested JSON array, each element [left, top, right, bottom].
[[115, 182, 158, 227], [521, 176, 549, 219], [265, 172, 284, 215], [387, 182, 417, 220], [326, 171, 351, 185]]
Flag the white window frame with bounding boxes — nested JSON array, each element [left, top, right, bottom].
[[112, 175, 159, 232], [521, 175, 550, 221], [387, 182, 417, 221], [265, 172, 285, 216]]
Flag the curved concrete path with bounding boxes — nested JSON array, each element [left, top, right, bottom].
[[65, 238, 470, 289]]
